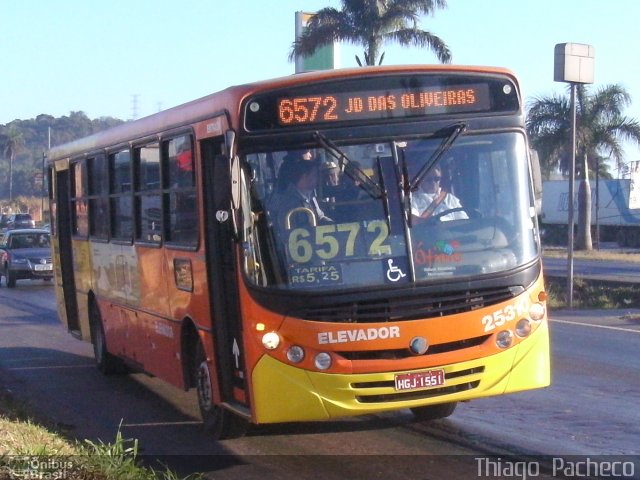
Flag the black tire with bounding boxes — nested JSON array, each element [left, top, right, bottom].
[[6, 270, 16, 288], [194, 341, 248, 439], [410, 402, 457, 421], [89, 300, 125, 374]]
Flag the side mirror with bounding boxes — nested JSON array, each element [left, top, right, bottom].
[[225, 129, 236, 160], [530, 149, 543, 215], [225, 129, 242, 239], [226, 128, 241, 209], [230, 154, 241, 212]]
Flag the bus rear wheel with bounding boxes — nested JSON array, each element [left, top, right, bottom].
[[410, 402, 457, 421], [194, 342, 248, 440], [89, 300, 125, 375]]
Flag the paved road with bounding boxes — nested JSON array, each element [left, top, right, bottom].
[[1, 283, 639, 479], [543, 256, 640, 282]]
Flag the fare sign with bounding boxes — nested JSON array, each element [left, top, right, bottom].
[[394, 369, 445, 391]]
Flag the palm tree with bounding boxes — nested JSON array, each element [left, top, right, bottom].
[[527, 84, 640, 249], [289, 0, 451, 67], [0, 126, 25, 202]]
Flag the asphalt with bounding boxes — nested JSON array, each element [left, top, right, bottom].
[[549, 307, 640, 333]]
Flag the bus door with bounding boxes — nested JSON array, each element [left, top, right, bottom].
[[53, 167, 81, 336], [200, 137, 249, 410]]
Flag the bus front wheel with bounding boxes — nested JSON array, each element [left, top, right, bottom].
[[410, 402, 457, 421], [194, 342, 248, 440]]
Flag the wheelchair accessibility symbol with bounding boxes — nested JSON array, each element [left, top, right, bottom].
[[386, 258, 407, 282]]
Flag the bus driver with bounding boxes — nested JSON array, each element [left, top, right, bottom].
[[411, 166, 468, 223]]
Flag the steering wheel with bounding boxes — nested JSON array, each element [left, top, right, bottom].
[[427, 206, 481, 223]]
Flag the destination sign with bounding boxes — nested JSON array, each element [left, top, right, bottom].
[[243, 73, 520, 131], [277, 84, 490, 126]]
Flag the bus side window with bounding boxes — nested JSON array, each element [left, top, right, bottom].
[[171, 142, 194, 188], [164, 135, 198, 246], [71, 161, 89, 238], [109, 149, 134, 241], [135, 142, 162, 244]]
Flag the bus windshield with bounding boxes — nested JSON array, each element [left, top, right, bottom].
[[243, 131, 538, 291]]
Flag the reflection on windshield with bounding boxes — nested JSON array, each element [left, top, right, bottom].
[[314, 131, 384, 200], [409, 122, 466, 190], [243, 132, 538, 290]]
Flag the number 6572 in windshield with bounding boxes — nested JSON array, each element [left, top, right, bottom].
[[286, 221, 392, 264]]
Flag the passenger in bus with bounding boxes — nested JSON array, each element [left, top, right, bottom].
[[322, 160, 341, 188], [174, 143, 194, 187], [320, 160, 369, 221], [177, 145, 192, 170], [271, 159, 332, 229], [276, 149, 314, 193], [411, 166, 467, 222]]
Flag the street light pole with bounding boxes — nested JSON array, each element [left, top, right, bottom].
[[554, 43, 594, 308], [567, 83, 577, 307]]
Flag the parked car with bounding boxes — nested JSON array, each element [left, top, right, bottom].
[[5, 213, 36, 230], [0, 229, 52, 287]]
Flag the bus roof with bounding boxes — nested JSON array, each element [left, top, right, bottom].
[[47, 64, 517, 162]]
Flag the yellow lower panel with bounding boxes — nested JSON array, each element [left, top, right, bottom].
[[252, 321, 550, 424]]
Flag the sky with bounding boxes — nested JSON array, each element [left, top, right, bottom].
[[3, 0, 640, 164]]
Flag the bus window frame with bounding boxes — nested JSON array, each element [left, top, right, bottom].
[[108, 145, 134, 244], [70, 158, 88, 239], [87, 152, 110, 241], [133, 138, 163, 247], [160, 130, 200, 251], [125, 130, 200, 251]]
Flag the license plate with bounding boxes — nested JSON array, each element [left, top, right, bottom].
[[394, 369, 445, 391], [34, 264, 53, 271]]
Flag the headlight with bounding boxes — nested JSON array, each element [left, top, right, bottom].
[[314, 352, 332, 370], [515, 319, 532, 337], [11, 257, 28, 264], [496, 330, 513, 349], [529, 302, 545, 321], [286, 345, 305, 363], [261, 332, 280, 350]]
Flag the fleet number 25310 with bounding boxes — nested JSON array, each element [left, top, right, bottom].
[[481, 299, 528, 332]]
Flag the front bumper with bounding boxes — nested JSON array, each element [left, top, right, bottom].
[[251, 320, 550, 424], [9, 263, 54, 280]]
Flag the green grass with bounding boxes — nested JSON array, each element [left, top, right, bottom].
[[0, 390, 203, 480], [545, 277, 640, 309], [543, 246, 640, 309], [543, 247, 640, 264]]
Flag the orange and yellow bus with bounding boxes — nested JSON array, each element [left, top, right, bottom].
[[47, 65, 550, 439]]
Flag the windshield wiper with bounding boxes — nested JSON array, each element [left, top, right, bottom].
[[409, 122, 466, 191], [313, 132, 384, 200], [399, 147, 413, 225]]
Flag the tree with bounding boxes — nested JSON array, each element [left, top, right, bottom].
[[289, 0, 451, 67], [0, 125, 25, 202], [0, 113, 124, 203], [526, 84, 640, 250]]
